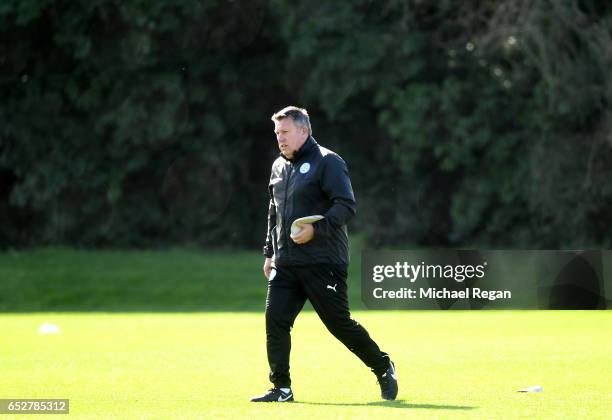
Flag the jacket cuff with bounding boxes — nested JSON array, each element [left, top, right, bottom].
[[263, 246, 274, 258], [312, 219, 327, 238]]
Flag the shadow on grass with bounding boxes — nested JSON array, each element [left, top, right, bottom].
[[294, 399, 476, 410]]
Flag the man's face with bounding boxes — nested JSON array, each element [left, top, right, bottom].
[[274, 118, 308, 159]]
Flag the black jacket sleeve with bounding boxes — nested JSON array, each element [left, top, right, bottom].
[[314, 154, 356, 237], [263, 190, 276, 257]]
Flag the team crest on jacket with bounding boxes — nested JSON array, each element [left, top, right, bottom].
[[300, 162, 311, 174]]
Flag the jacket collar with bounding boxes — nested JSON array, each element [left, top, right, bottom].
[[281, 136, 317, 162]]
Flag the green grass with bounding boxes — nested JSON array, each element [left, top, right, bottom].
[[1, 311, 610, 419], [0, 247, 267, 311], [0, 242, 365, 312], [1, 246, 610, 417]]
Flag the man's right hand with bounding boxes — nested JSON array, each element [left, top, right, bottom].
[[263, 257, 273, 279]]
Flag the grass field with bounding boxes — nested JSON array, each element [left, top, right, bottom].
[[0, 245, 364, 312], [1, 247, 610, 418], [2, 311, 611, 419], [0, 248, 270, 312]]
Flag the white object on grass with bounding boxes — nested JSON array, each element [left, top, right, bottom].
[[517, 385, 543, 393], [38, 323, 61, 335], [290, 215, 324, 236]]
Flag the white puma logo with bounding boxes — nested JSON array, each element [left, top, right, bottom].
[[327, 283, 337, 292]]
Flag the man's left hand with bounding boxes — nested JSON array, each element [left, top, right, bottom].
[[290, 223, 314, 244]]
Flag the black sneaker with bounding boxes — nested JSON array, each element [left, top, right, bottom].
[[374, 356, 398, 400], [250, 388, 294, 402]]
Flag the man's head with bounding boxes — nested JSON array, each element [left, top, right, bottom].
[[271, 106, 311, 159]]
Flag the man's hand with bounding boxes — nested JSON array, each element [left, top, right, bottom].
[[263, 257, 273, 279], [290, 223, 314, 244]]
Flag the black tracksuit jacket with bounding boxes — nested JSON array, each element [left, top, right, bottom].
[[263, 136, 356, 266]]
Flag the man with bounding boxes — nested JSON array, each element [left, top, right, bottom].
[[250, 106, 398, 403]]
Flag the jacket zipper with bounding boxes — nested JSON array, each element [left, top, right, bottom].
[[283, 163, 294, 260]]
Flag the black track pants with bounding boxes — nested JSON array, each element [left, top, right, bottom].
[[265, 264, 388, 388]]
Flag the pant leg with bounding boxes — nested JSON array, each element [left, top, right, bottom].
[[265, 265, 307, 388], [298, 264, 388, 374]]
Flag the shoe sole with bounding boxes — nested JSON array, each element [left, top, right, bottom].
[[250, 396, 294, 403], [250, 399, 294, 403]]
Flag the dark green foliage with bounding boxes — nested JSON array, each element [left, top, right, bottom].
[[1, 1, 611, 248]]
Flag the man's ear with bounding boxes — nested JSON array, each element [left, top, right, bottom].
[[302, 126, 309, 138]]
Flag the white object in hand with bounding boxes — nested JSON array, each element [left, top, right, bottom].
[[290, 215, 324, 236], [517, 385, 543, 393]]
